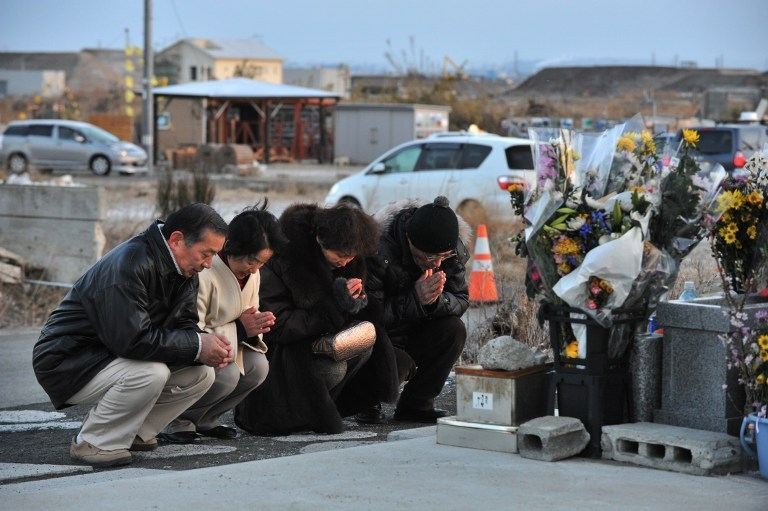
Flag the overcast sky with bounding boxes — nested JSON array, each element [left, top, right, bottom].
[[1, 0, 766, 71]]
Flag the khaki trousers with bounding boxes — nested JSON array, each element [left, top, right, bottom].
[[67, 358, 215, 450], [168, 350, 268, 432]]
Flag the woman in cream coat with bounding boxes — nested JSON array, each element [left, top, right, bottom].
[[162, 202, 287, 442]]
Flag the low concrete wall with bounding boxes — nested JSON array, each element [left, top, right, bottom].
[[0, 184, 105, 284]]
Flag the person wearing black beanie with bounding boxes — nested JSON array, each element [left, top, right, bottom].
[[357, 196, 470, 424]]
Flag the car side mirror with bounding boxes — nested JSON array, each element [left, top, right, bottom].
[[370, 162, 386, 174]]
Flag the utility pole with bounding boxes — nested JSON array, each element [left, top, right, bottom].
[[142, 0, 154, 172]]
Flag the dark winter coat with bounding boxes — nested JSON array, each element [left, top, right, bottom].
[[369, 201, 472, 339], [234, 204, 399, 435], [32, 221, 201, 409]]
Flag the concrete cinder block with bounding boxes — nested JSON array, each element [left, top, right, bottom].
[[601, 422, 741, 476], [517, 416, 590, 461]]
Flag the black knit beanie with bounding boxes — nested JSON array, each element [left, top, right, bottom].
[[406, 196, 459, 253]]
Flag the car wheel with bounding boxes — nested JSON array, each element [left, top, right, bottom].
[[7, 153, 28, 174], [89, 155, 111, 176], [338, 196, 361, 208], [456, 199, 489, 229]]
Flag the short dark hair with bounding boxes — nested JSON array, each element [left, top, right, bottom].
[[223, 199, 287, 257], [161, 203, 228, 245], [314, 204, 379, 256]]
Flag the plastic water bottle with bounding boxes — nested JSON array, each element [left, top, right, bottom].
[[678, 281, 699, 301], [647, 312, 657, 333]]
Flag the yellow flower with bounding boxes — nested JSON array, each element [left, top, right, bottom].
[[507, 183, 524, 192], [617, 134, 636, 153], [641, 131, 656, 155], [557, 262, 572, 275], [747, 190, 763, 206], [758, 374, 767, 385], [759, 334, 768, 350], [565, 341, 579, 358], [733, 190, 745, 209], [747, 225, 758, 239], [724, 231, 737, 244], [682, 129, 700, 147], [761, 349, 768, 362], [552, 236, 581, 255], [726, 222, 738, 234]]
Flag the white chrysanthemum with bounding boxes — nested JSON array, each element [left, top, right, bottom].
[[566, 217, 585, 230]]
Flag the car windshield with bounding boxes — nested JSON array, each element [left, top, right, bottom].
[[80, 125, 120, 144]]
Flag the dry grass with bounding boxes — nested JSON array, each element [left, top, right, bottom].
[[0, 283, 67, 328]]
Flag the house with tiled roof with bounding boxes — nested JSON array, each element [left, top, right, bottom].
[[155, 38, 283, 85]]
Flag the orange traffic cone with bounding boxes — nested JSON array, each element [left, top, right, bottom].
[[469, 224, 499, 303]]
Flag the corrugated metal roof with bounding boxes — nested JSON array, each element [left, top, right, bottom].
[[153, 78, 341, 99], [188, 38, 282, 61]]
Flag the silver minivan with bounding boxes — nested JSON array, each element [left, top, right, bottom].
[[0, 119, 147, 175]]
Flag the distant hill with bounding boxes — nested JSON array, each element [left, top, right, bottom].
[[514, 66, 768, 97]]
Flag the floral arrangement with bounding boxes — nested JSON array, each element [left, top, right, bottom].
[[586, 276, 614, 310], [711, 151, 768, 414], [513, 115, 725, 361]]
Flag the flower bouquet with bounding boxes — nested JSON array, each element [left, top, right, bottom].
[[710, 151, 768, 414], [514, 115, 725, 362]]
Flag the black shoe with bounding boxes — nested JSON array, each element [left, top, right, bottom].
[[354, 404, 386, 424], [198, 425, 238, 439], [393, 407, 448, 423], [158, 431, 200, 444]]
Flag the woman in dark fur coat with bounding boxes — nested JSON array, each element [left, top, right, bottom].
[[234, 203, 399, 435]]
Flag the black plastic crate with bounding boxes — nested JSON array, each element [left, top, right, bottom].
[[539, 302, 646, 457]]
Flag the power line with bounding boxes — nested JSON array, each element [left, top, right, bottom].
[[170, 0, 187, 37]]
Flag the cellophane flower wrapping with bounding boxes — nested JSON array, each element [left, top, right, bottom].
[[517, 115, 725, 359]]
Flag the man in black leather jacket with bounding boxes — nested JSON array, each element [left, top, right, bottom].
[[33, 203, 232, 467], [363, 196, 470, 423]]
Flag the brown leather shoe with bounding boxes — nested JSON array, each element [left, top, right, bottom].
[[70, 437, 132, 467], [130, 436, 158, 451]]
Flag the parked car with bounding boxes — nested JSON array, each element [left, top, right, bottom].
[[324, 133, 535, 224], [0, 119, 148, 175], [677, 124, 768, 172]]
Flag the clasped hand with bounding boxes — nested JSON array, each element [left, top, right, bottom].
[[199, 332, 233, 369], [239, 307, 276, 337], [415, 269, 446, 305]]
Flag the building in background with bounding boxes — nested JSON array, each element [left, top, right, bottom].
[[284, 65, 351, 99], [334, 103, 450, 164], [0, 70, 65, 98], [155, 38, 283, 85]]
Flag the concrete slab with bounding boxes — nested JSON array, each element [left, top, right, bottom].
[[0, 468, 165, 496], [0, 410, 66, 423], [386, 426, 435, 442], [0, 462, 91, 484], [0, 421, 81, 433], [436, 416, 518, 453], [3, 437, 766, 510], [300, 441, 377, 454], [271, 431, 377, 442], [133, 444, 237, 459], [0, 329, 49, 408]]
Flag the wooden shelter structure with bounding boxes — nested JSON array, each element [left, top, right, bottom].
[[152, 78, 341, 163]]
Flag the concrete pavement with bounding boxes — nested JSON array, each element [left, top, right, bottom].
[[3, 435, 766, 510]]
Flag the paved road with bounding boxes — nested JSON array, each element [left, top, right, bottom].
[[0, 307, 494, 483]]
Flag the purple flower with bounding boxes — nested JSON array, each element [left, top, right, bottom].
[[591, 211, 608, 232]]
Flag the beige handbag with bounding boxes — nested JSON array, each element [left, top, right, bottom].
[[311, 321, 376, 362]]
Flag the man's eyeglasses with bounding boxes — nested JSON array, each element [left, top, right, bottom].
[[410, 243, 456, 263]]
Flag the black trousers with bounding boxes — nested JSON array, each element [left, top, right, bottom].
[[392, 315, 466, 410]]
